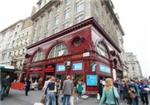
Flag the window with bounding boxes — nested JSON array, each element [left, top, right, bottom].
[[96, 42, 109, 58], [86, 75, 97, 86], [75, 14, 84, 23], [75, 1, 84, 13], [72, 63, 82, 70], [64, 0, 70, 5], [53, 28, 58, 33], [55, 16, 59, 25], [2, 53, 6, 60], [63, 21, 71, 28], [32, 51, 45, 62], [64, 9, 71, 20], [48, 44, 68, 58], [99, 64, 111, 73], [56, 64, 65, 71]]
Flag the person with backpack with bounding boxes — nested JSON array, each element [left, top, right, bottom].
[[46, 76, 57, 105], [128, 80, 140, 105], [76, 80, 83, 98]]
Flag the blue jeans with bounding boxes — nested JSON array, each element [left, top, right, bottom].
[[63, 95, 71, 105], [132, 97, 139, 105], [46, 92, 56, 105]]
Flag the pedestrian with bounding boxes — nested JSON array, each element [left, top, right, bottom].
[[62, 75, 74, 105], [24, 78, 31, 96], [0, 76, 8, 100], [55, 79, 61, 105], [99, 78, 119, 105], [97, 78, 104, 101], [122, 79, 132, 105], [76, 80, 83, 98], [46, 76, 57, 105], [127, 80, 140, 105], [139, 80, 149, 105]]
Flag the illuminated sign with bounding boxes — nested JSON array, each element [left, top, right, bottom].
[[72, 63, 82, 70], [86, 75, 97, 86], [56, 64, 65, 71], [99, 64, 111, 73]]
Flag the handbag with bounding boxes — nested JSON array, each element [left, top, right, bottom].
[[112, 87, 119, 105], [40, 95, 46, 104], [97, 93, 100, 100]]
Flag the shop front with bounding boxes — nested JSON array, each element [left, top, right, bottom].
[[22, 18, 123, 94]]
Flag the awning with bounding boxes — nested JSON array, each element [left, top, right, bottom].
[[0, 65, 15, 72]]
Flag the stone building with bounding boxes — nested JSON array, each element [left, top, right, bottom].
[[28, 0, 126, 78], [0, 18, 33, 75], [31, 0, 124, 46], [125, 52, 143, 79]]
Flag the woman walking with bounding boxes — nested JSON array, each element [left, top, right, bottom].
[[99, 78, 119, 105]]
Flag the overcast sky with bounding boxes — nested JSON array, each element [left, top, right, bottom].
[[112, 0, 150, 77], [0, 0, 150, 77]]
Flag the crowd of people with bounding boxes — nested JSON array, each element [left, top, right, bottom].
[[98, 78, 150, 105], [19, 75, 150, 105], [33, 75, 87, 105]]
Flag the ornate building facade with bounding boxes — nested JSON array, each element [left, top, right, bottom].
[[125, 52, 143, 79], [0, 18, 33, 75]]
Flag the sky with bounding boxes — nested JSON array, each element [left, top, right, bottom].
[[112, 0, 150, 77], [0, 0, 150, 77]]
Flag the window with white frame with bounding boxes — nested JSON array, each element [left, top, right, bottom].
[[63, 21, 71, 29], [64, 9, 71, 20], [53, 28, 58, 33], [32, 51, 45, 62], [2, 53, 6, 60], [64, 0, 70, 5], [55, 16, 59, 25], [75, 0, 84, 14], [96, 42, 109, 58], [75, 14, 84, 23], [48, 44, 68, 58]]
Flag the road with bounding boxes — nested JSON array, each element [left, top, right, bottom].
[[1, 89, 149, 105]]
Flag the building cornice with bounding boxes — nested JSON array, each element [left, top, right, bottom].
[[0, 20, 23, 32], [27, 17, 121, 53], [104, 0, 125, 36], [31, 0, 61, 20]]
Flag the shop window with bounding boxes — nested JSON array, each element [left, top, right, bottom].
[[99, 64, 111, 73], [56, 64, 65, 71], [72, 63, 82, 70], [48, 43, 68, 58], [32, 51, 45, 62]]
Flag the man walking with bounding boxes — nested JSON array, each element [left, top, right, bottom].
[[62, 75, 74, 105]]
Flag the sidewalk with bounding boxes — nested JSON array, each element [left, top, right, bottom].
[[1, 89, 99, 105], [1, 89, 149, 105]]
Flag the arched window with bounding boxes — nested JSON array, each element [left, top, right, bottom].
[[32, 51, 45, 62], [96, 42, 109, 58], [48, 44, 68, 58]]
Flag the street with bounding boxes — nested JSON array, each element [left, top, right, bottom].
[[1, 89, 150, 105]]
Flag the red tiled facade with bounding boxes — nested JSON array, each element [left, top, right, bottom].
[[22, 18, 123, 94]]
